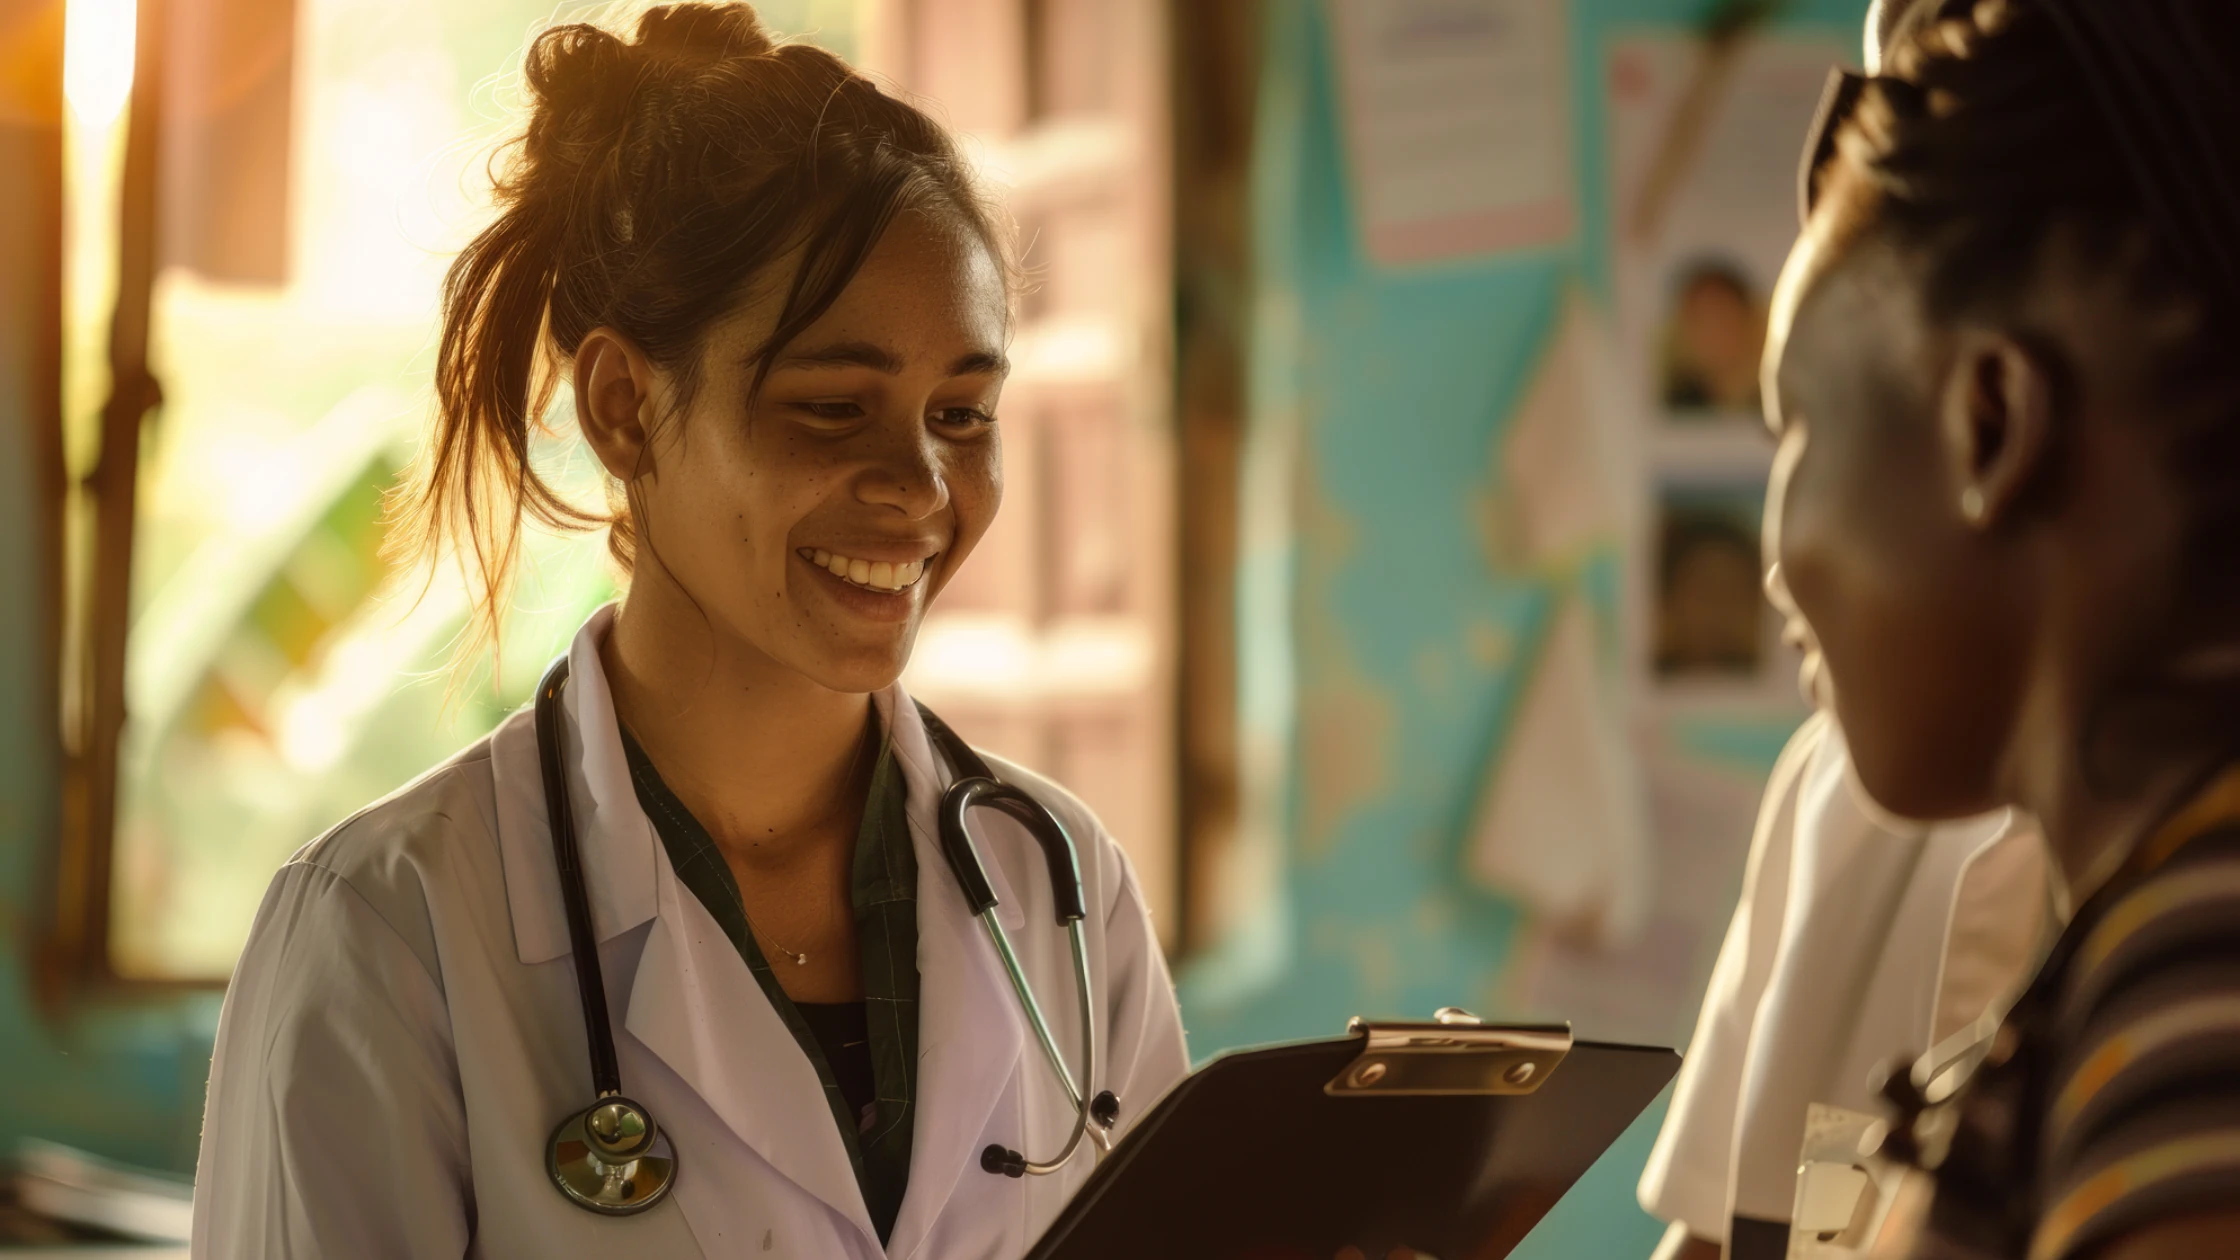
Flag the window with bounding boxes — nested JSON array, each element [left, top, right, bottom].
[[55, 0, 664, 981], [58, 0, 856, 982]]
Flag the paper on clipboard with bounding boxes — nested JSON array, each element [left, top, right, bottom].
[[1787, 1104, 1908, 1258], [1327, 0, 1575, 265]]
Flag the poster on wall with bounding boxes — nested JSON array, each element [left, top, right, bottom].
[[1498, 32, 1844, 1046], [1607, 31, 1843, 706], [1609, 32, 1846, 430], [1327, 0, 1575, 266]]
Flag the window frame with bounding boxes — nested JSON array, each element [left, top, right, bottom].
[[40, 0, 215, 998]]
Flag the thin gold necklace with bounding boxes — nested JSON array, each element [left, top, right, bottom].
[[741, 716, 879, 969], [755, 925, 811, 968]]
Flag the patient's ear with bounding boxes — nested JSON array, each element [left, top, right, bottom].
[[1937, 330, 2054, 532], [574, 329, 659, 483]]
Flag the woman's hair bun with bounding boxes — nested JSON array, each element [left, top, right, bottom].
[[633, 3, 776, 61], [520, 23, 636, 161], [521, 4, 777, 166]]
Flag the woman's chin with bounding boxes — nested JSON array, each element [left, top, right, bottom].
[[1840, 750, 1938, 832], [1839, 721, 2006, 828], [792, 629, 917, 698]]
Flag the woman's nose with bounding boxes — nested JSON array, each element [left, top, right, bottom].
[[1763, 560, 1801, 620], [857, 430, 949, 518]]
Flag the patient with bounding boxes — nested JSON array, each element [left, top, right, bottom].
[[1761, 0, 2240, 1256], [1641, 7, 2057, 1258]]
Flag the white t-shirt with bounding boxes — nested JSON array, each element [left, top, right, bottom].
[[1636, 712, 2055, 1241]]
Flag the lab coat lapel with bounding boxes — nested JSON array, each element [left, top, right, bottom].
[[491, 604, 658, 964], [880, 688, 1029, 1260], [625, 852, 879, 1244]]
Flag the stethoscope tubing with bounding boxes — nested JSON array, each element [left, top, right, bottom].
[[533, 652, 1111, 1214], [978, 912, 1108, 1171], [535, 658, 624, 1100]]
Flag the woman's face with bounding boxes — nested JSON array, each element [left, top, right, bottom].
[[620, 210, 1009, 694], [1760, 218, 2030, 820]]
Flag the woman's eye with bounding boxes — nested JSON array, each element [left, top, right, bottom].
[[933, 406, 997, 431], [790, 400, 864, 421]]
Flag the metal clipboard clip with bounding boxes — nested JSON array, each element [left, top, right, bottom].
[[1325, 1008, 1574, 1097]]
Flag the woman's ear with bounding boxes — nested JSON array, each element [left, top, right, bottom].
[[574, 328, 660, 483], [1939, 329, 2055, 530]]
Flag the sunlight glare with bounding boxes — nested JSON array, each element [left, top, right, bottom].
[[62, 0, 136, 128]]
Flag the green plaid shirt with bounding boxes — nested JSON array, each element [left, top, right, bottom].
[[619, 716, 919, 1243]]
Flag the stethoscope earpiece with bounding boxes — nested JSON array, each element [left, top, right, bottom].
[[547, 1095, 678, 1215], [981, 1144, 1029, 1179]]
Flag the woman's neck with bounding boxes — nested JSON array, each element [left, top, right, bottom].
[[2015, 685, 2240, 906], [2028, 771, 2185, 908], [600, 580, 873, 871]]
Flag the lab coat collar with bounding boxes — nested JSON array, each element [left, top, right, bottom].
[[881, 690, 1028, 1260], [626, 849, 880, 1243], [491, 604, 659, 966], [493, 606, 1032, 1249], [627, 690, 1032, 1253]]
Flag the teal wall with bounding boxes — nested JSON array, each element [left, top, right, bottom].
[[1171, 2, 1865, 1256]]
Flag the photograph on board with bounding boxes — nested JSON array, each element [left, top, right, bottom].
[[1651, 482, 1767, 681], [1657, 256, 1769, 417]]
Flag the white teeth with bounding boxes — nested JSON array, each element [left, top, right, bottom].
[[803, 548, 931, 593]]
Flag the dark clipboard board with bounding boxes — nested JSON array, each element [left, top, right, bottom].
[[1027, 1017, 1679, 1260]]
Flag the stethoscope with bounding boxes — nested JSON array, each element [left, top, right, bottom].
[[534, 656, 1119, 1216]]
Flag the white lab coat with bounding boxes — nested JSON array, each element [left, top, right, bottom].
[[191, 607, 1191, 1258], [1636, 711, 2054, 1242]]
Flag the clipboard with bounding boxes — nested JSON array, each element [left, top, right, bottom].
[[1028, 1012, 1679, 1260]]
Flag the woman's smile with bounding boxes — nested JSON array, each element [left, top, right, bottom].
[[799, 545, 934, 592], [796, 546, 939, 623]]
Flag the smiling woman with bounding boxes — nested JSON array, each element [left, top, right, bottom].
[[190, 5, 1189, 1256]]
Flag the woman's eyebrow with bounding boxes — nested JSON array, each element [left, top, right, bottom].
[[767, 341, 1009, 378], [950, 350, 1009, 377], [772, 340, 904, 372]]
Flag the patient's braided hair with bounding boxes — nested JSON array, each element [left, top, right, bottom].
[[391, 3, 1013, 667], [1819, 0, 2240, 783]]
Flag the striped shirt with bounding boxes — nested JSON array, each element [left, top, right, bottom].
[[1887, 771, 2240, 1260]]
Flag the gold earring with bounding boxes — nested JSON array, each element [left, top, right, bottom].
[[1960, 486, 1986, 523]]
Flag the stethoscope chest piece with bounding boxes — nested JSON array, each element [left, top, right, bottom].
[[546, 1096, 676, 1215]]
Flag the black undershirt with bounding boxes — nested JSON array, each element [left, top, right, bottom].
[[794, 1001, 878, 1135]]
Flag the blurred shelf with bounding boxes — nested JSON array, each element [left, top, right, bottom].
[[0, 1237, 185, 1246], [1007, 313, 1129, 387], [1648, 417, 1776, 483], [972, 116, 1136, 205], [904, 613, 1156, 704], [0, 1144, 189, 1257]]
